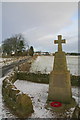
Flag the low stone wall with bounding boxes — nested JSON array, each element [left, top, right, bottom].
[[17, 71, 49, 84], [18, 55, 37, 72], [2, 72, 34, 118], [70, 74, 80, 86], [17, 71, 80, 86]]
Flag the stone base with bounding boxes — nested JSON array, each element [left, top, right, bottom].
[[48, 70, 72, 103], [46, 98, 79, 118]]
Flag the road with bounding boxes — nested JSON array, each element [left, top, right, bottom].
[[1, 56, 31, 77]]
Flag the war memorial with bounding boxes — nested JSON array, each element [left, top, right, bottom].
[[48, 35, 72, 103], [2, 35, 80, 118]]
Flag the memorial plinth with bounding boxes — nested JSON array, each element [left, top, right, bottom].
[[48, 35, 72, 103]]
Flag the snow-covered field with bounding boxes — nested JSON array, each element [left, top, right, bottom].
[[30, 56, 80, 75]]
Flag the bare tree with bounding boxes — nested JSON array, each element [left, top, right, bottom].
[[2, 33, 28, 56]]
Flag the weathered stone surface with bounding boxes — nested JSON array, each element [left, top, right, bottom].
[[46, 98, 78, 118], [16, 94, 34, 117], [2, 72, 34, 117], [53, 51, 67, 71], [48, 35, 72, 103], [48, 70, 72, 103]]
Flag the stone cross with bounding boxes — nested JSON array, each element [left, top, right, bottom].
[[54, 35, 66, 51], [48, 35, 72, 103]]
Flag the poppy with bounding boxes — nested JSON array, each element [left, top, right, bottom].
[[50, 101, 62, 107]]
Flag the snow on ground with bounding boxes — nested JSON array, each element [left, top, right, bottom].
[[30, 56, 54, 74], [30, 56, 80, 75], [14, 80, 79, 118], [0, 58, 16, 67], [0, 56, 28, 67], [0, 75, 16, 119], [0, 77, 6, 119], [72, 86, 80, 107], [66, 56, 79, 76], [14, 80, 56, 118]]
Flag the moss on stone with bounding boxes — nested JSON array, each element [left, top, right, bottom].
[[17, 72, 49, 84], [2, 72, 34, 118], [16, 94, 34, 117], [17, 72, 80, 86]]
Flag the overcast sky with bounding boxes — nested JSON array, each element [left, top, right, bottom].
[[1, 2, 78, 52]]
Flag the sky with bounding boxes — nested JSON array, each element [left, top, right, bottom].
[[0, 1, 79, 52]]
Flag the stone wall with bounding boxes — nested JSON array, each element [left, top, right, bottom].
[[17, 71, 80, 86], [18, 56, 37, 72], [17, 71, 49, 84], [2, 72, 34, 118]]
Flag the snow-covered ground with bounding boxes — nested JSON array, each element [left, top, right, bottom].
[[0, 56, 28, 67], [0, 76, 16, 119], [14, 80, 79, 118], [0, 55, 80, 118], [0, 58, 14, 67], [30, 56, 80, 75]]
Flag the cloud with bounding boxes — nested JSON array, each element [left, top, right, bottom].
[[38, 34, 54, 41], [2, 2, 78, 52], [2, 0, 79, 2]]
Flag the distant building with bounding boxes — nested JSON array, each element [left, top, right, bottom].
[[41, 52, 50, 56], [50, 53, 54, 56], [34, 51, 41, 55], [34, 51, 50, 56]]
